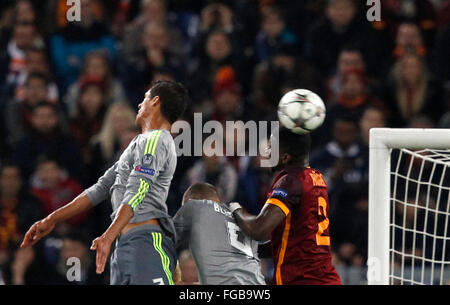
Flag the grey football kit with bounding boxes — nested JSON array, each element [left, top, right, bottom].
[[85, 129, 177, 285], [173, 199, 266, 285]]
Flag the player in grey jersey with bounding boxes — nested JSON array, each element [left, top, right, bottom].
[[21, 81, 189, 285], [174, 183, 266, 285]]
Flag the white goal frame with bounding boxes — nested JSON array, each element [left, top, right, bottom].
[[368, 128, 450, 285]]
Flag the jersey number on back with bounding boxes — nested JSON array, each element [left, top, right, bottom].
[[227, 222, 254, 257], [316, 196, 331, 246]]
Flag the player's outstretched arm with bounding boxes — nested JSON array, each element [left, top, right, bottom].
[[231, 203, 286, 241], [21, 192, 93, 248]]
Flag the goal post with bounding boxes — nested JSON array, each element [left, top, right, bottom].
[[368, 128, 450, 285]]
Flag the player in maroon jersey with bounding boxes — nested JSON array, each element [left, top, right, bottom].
[[229, 126, 341, 285]]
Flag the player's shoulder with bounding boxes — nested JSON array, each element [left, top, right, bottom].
[[179, 199, 209, 217], [183, 199, 232, 217], [141, 129, 172, 141], [183, 199, 214, 209], [272, 166, 314, 196], [274, 167, 303, 186], [137, 129, 173, 149], [303, 167, 327, 188]]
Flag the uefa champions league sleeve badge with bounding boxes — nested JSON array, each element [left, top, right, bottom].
[[142, 154, 153, 166]]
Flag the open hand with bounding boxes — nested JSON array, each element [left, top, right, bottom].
[[90, 234, 114, 274]]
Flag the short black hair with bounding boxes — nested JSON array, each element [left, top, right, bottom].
[[0, 162, 21, 174], [273, 126, 311, 162], [35, 154, 62, 169], [333, 113, 359, 127], [150, 80, 189, 124], [327, 0, 355, 8], [183, 183, 220, 203], [339, 45, 363, 55]]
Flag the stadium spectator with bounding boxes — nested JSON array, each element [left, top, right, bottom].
[[119, 22, 184, 107], [64, 50, 126, 118], [14, 0, 36, 25], [121, 0, 185, 61], [321, 68, 385, 144], [374, 0, 437, 47], [191, 2, 247, 81], [0, 164, 42, 252], [29, 157, 86, 230], [207, 66, 244, 123], [68, 78, 108, 165], [324, 47, 367, 105], [181, 147, 238, 204], [45, 231, 102, 284], [49, 0, 116, 90], [381, 53, 445, 127], [304, 0, 381, 78], [1, 22, 44, 89], [12, 48, 59, 105], [192, 1, 243, 52], [393, 22, 429, 63], [252, 44, 320, 122], [4, 72, 60, 148], [5, 244, 46, 285], [254, 5, 298, 63], [0, 162, 44, 285], [358, 107, 386, 147], [11, 102, 83, 182], [333, 67, 373, 114], [187, 29, 240, 105], [198, 2, 235, 35], [310, 117, 366, 216]]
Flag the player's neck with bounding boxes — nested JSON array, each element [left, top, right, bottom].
[[283, 160, 309, 171], [141, 116, 171, 133]]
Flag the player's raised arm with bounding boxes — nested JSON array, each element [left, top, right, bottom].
[[20, 192, 90, 248], [230, 203, 285, 242], [21, 163, 118, 248]]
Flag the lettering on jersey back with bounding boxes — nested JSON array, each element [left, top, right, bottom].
[[309, 172, 327, 187], [214, 202, 233, 218]]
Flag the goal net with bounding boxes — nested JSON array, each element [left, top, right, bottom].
[[368, 128, 450, 285]]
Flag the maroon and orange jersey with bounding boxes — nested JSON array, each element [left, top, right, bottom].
[[266, 166, 341, 285]]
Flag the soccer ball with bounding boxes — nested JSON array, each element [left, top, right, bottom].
[[277, 89, 326, 135]]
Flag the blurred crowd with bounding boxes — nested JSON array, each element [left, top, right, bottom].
[[0, 0, 449, 285]]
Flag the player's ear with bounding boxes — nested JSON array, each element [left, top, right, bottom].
[[151, 95, 161, 106], [281, 153, 291, 165]]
